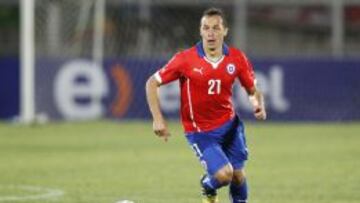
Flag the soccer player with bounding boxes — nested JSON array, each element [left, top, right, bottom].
[[145, 8, 266, 203]]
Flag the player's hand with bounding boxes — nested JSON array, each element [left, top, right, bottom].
[[249, 92, 267, 120], [153, 119, 171, 142], [254, 106, 267, 120]]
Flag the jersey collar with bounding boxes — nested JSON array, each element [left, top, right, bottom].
[[196, 41, 229, 58]]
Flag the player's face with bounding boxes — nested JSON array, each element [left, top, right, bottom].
[[200, 15, 228, 51]]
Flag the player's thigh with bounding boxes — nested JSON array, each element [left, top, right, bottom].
[[186, 134, 230, 176], [223, 120, 248, 170]]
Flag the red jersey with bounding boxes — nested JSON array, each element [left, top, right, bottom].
[[154, 42, 255, 133]]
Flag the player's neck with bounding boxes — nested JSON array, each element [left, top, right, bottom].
[[204, 47, 223, 62]]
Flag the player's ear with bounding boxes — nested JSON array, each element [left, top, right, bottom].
[[199, 17, 204, 37], [224, 27, 229, 37]]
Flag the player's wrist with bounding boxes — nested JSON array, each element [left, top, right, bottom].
[[249, 95, 261, 108], [153, 113, 165, 122]]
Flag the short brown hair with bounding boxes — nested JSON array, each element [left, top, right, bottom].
[[202, 7, 228, 28]]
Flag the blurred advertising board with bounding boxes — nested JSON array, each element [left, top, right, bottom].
[[1, 57, 359, 121]]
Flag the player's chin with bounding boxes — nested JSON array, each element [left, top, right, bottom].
[[206, 42, 216, 49]]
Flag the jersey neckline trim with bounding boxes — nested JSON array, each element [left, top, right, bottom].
[[204, 55, 225, 69], [196, 41, 229, 58]]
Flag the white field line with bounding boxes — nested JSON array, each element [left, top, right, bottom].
[[0, 185, 64, 201]]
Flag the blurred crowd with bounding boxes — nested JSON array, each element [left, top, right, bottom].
[[0, 1, 359, 58]]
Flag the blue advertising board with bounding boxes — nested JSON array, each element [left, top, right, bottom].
[[1, 57, 359, 121], [0, 57, 19, 119]]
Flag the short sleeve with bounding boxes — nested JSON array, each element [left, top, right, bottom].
[[236, 51, 255, 91], [154, 52, 184, 85]]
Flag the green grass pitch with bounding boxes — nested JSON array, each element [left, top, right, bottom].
[[0, 121, 359, 203]]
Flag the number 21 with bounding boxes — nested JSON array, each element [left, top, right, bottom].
[[208, 79, 221, 95]]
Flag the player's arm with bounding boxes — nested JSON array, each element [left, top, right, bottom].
[[145, 53, 184, 141], [145, 76, 170, 142], [246, 86, 267, 120], [236, 50, 266, 120]]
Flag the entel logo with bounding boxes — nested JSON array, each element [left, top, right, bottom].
[[54, 59, 132, 120]]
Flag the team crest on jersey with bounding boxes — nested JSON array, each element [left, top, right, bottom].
[[226, 64, 236, 75]]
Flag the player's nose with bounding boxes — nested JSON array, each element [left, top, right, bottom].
[[207, 33, 215, 39]]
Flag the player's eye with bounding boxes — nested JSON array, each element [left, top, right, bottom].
[[203, 26, 209, 30], [213, 26, 220, 30]]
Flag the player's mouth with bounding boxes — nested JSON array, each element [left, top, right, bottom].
[[207, 39, 216, 44]]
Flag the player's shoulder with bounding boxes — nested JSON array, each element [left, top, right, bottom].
[[227, 46, 251, 65], [180, 46, 198, 57]]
